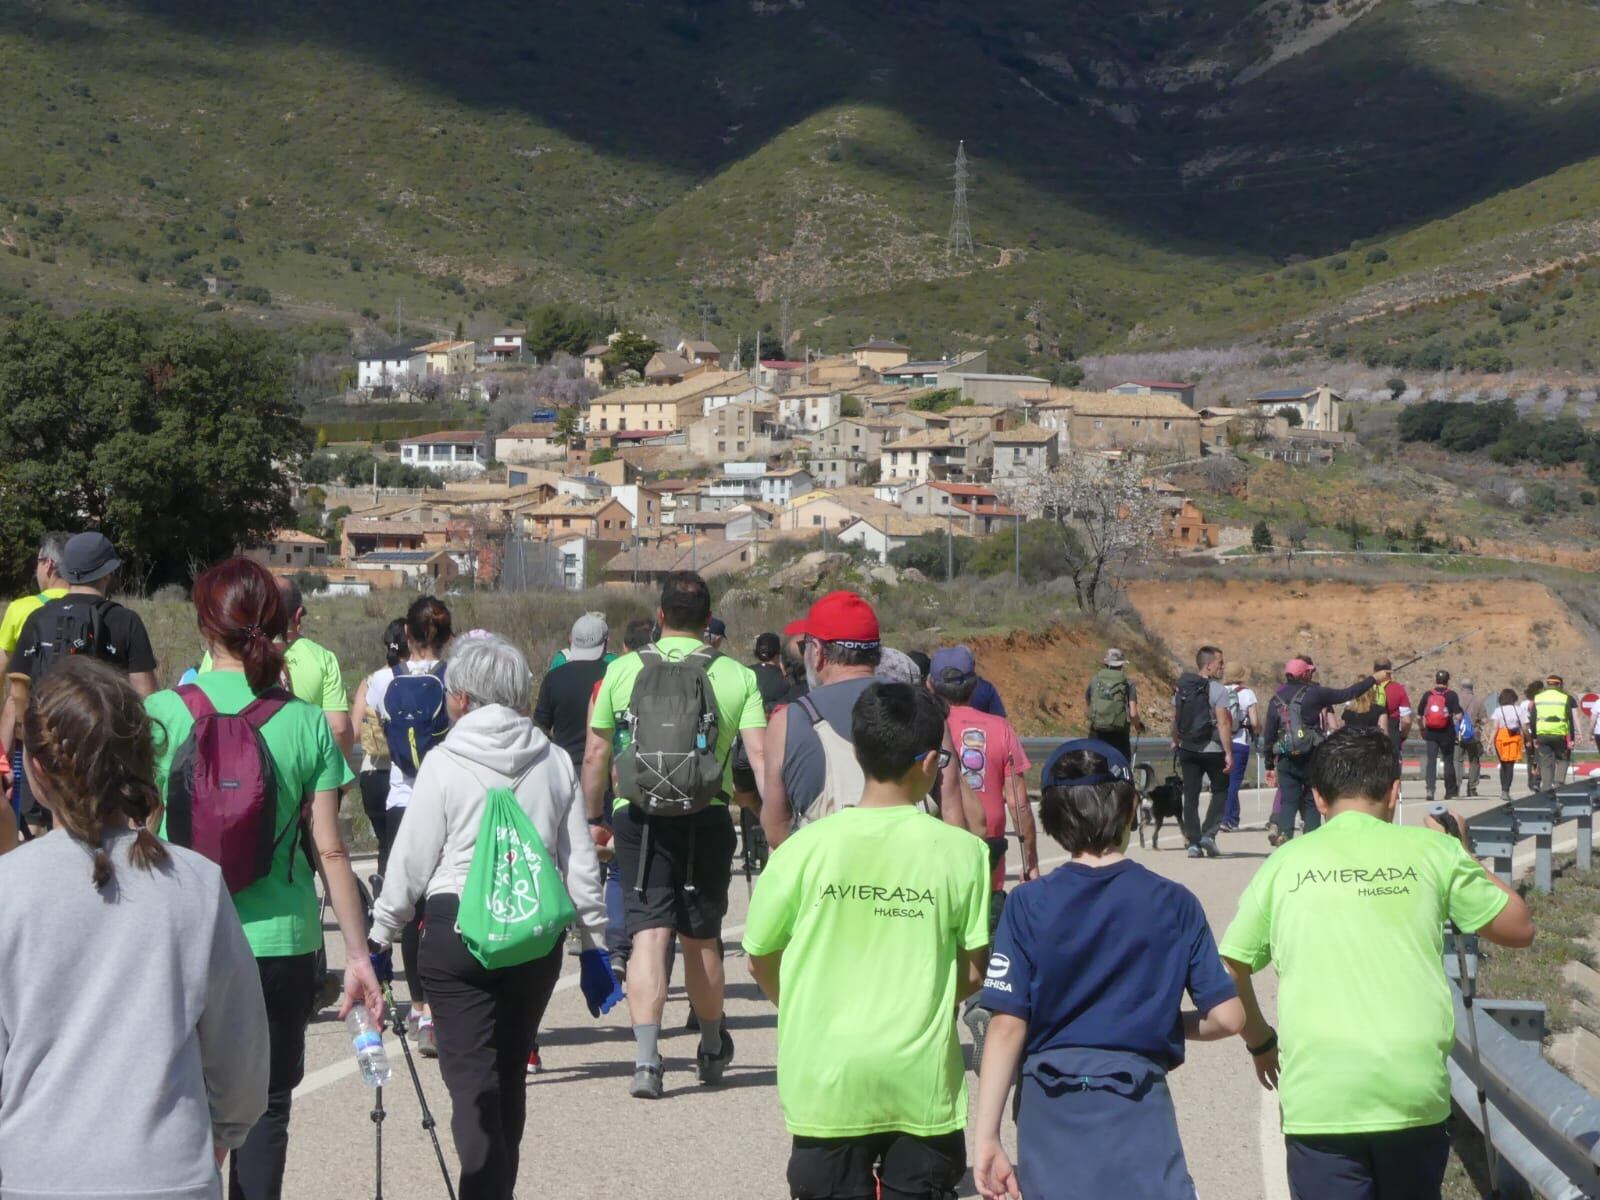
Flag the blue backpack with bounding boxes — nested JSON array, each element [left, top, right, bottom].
[[383, 662, 449, 777]]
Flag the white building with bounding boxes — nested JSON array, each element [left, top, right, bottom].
[[778, 387, 842, 433], [1252, 385, 1346, 433], [990, 426, 1060, 480], [357, 344, 422, 392], [493, 422, 561, 464], [760, 467, 814, 507], [398, 430, 488, 475]]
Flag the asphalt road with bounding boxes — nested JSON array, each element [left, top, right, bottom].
[[284, 784, 1502, 1199]]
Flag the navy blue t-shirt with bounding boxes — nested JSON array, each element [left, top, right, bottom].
[[978, 859, 1235, 1068]]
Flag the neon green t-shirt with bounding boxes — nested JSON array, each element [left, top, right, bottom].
[[147, 671, 354, 957], [1218, 810, 1510, 1135], [743, 805, 991, 1138], [200, 636, 348, 712], [0, 589, 67, 655], [591, 636, 766, 811]]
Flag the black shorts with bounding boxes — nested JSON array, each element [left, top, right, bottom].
[[788, 1131, 965, 1200], [612, 803, 736, 940], [731, 737, 758, 795], [1285, 1122, 1449, 1200]]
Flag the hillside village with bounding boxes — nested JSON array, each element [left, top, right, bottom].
[[268, 332, 1357, 594]]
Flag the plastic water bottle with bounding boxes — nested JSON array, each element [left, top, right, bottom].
[[346, 1006, 392, 1087]]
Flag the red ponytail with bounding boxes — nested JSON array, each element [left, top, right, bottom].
[[191, 557, 287, 694]]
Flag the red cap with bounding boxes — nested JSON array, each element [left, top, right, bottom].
[[790, 591, 880, 647], [782, 619, 807, 639]]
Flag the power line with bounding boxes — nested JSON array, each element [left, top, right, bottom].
[[947, 140, 973, 262]]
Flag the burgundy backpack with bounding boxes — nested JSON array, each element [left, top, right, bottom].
[[164, 684, 298, 894]]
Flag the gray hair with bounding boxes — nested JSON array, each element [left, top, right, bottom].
[[38, 531, 71, 565], [445, 633, 533, 712]]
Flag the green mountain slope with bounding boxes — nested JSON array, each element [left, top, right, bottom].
[[3, 0, 1600, 367]]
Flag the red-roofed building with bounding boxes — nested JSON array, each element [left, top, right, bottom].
[[1111, 379, 1197, 409], [896, 481, 1019, 534], [399, 430, 488, 475]]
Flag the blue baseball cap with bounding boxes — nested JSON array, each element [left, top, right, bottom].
[[1042, 738, 1133, 789]]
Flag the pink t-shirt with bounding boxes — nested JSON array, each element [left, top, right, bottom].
[[946, 705, 1031, 888]]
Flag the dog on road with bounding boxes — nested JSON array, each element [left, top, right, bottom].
[[1138, 765, 1184, 850]]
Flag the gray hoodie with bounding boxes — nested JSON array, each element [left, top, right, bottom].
[[0, 828, 268, 1200], [370, 704, 606, 951]]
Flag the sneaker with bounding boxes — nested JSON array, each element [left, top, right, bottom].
[[963, 1002, 990, 1071], [1186, 844, 1203, 859], [629, 1063, 664, 1099], [696, 1029, 735, 1086], [1219, 822, 1239, 833], [1267, 830, 1287, 848], [1200, 838, 1220, 859], [526, 1049, 542, 1076], [416, 1016, 438, 1059]]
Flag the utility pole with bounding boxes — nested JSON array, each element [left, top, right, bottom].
[[1014, 511, 1022, 587], [780, 295, 791, 355], [699, 301, 712, 343], [395, 297, 403, 342], [946, 510, 954, 582], [946, 141, 973, 263]]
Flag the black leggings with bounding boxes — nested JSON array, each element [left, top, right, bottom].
[[358, 769, 391, 873], [421, 894, 565, 1200], [229, 953, 317, 1200], [379, 802, 424, 1008]]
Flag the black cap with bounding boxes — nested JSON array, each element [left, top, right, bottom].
[[60, 532, 122, 584], [1436, 669, 1451, 685], [705, 617, 727, 638]]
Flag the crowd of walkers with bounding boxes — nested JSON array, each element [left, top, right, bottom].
[[0, 528, 1561, 1199]]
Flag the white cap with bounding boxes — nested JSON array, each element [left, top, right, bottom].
[[566, 612, 609, 661]]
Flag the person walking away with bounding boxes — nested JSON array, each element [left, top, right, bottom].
[[1532, 674, 1583, 790], [7, 532, 160, 840], [1487, 688, 1526, 803], [146, 557, 381, 1200], [0, 659, 270, 1199], [1262, 659, 1382, 846], [1172, 646, 1233, 860], [751, 632, 789, 711], [1220, 726, 1534, 1200], [1223, 674, 1260, 833], [1522, 682, 1544, 792], [778, 619, 810, 705], [744, 682, 992, 1200], [1086, 648, 1139, 763], [365, 596, 454, 1054], [350, 619, 407, 876], [548, 611, 618, 670], [275, 580, 354, 755], [371, 635, 614, 1200], [703, 616, 727, 651], [1454, 679, 1487, 798], [582, 571, 768, 1099], [973, 740, 1244, 1200], [622, 617, 654, 653], [968, 653, 1008, 718], [1374, 658, 1413, 760], [1339, 682, 1387, 738], [1418, 670, 1463, 803], [0, 530, 70, 842]]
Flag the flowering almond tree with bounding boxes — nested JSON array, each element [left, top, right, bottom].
[[1011, 454, 1167, 613]]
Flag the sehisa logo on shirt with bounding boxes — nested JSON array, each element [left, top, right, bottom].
[[983, 952, 1014, 993], [1286, 865, 1420, 898]]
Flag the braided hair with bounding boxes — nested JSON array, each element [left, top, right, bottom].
[[21, 658, 170, 891]]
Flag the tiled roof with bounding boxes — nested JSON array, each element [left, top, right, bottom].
[[1120, 379, 1193, 390], [268, 528, 329, 545], [400, 429, 485, 444], [992, 425, 1058, 443], [498, 422, 557, 438]]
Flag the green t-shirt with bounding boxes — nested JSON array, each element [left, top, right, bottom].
[[0, 589, 67, 655], [1218, 810, 1510, 1135], [591, 636, 766, 811], [200, 636, 348, 712], [147, 671, 354, 957], [742, 805, 991, 1138], [550, 649, 618, 670]]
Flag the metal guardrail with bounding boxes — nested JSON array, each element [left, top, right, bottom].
[[1465, 778, 1600, 892]]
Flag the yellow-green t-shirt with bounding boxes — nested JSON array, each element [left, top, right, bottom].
[[743, 805, 991, 1138], [1218, 811, 1510, 1135], [591, 636, 766, 811], [147, 671, 355, 957], [200, 636, 348, 712], [0, 589, 67, 655]]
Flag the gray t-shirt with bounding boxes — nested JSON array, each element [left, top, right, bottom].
[[782, 675, 877, 817], [0, 828, 269, 1198]]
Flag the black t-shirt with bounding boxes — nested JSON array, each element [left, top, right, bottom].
[[752, 662, 788, 714], [533, 658, 611, 770], [12, 595, 157, 683]]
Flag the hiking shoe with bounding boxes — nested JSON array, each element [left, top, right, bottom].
[[1200, 838, 1220, 859], [629, 1063, 664, 1099], [1267, 830, 1287, 848], [1220, 822, 1239, 833], [527, 1049, 542, 1076], [696, 1029, 735, 1086], [1186, 844, 1203, 859], [963, 1002, 990, 1071], [416, 1016, 438, 1059]]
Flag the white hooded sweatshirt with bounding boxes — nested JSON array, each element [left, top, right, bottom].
[[370, 703, 606, 952]]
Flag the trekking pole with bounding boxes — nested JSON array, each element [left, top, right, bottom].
[[1431, 806, 1502, 1199], [1390, 629, 1480, 675], [383, 981, 458, 1200], [371, 1082, 385, 1200]]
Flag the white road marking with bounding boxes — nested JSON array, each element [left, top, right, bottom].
[[1259, 1084, 1288, 1200]]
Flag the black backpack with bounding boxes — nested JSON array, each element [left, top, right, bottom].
[[615, 644, 725, 817], [1273, 686, 1326, 760], [1173, 673, 1217, 749], [19, 596, 123, 680]]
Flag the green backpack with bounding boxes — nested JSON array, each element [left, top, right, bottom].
[[457, 787, 576, 969], [1088, 668, 1131, 732]]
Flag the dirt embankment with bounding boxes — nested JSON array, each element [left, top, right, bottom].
[[963, 623, 1178, 738], [1125, 578, 1600, 700]]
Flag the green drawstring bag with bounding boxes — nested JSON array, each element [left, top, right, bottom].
[[457, 788, 576, 969]]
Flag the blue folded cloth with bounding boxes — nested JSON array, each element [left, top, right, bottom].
[[579, 948, 623, 1017]]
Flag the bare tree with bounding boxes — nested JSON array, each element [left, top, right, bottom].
[[1012, 454, 1167, 613]]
